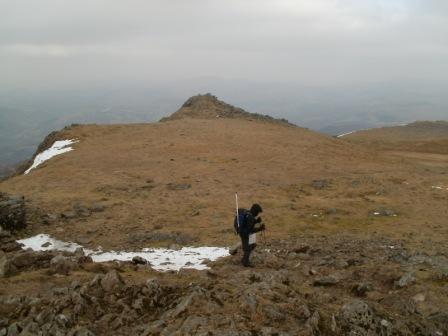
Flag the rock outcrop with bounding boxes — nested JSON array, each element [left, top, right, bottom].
[[1, 235, 448, 335], [160, 93, 293, 126], [0, 192, 26, 231]]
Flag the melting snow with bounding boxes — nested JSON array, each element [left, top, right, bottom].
[[17, 234, 229, 272], [336, 131, 356, 138], [25, 139, 78, 174], [432, 186, 448, 191]]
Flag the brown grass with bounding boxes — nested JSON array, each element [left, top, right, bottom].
[[1, 118, 447, 250]]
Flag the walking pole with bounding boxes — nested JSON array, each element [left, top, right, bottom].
[[235, 193, 240, 232]]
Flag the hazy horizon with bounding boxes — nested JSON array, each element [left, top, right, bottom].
[[1, 0, 448, 169]]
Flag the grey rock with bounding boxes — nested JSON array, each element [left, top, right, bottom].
[[338, 300, 376, 333], [7, 322, 21, 336], [61, 211, 77, 219], [142, 320, 165, 336], [55, 314, 70, 328], [0, 253, 14, 277], [352, 282, 373, 297], [381, 296, 417, 315], [172, 293, 196, 318], [20, 321, 40, 336], [292, 244, 310, 254], [74, 247, 85, 257], [326, 208, 338, 215], [179, 315, 208, 334], [240, 292, 258, 314], [335, 259, 349, 269], [100, 270, 124, 292], [166, 183, 191, 190], [306, 310, 320, 333], [90, 203, 106, 212], [10, 251, 39, 268], [432, 267, 448, 281], [132, 256, 148, 265], [42, 213, 58, 224], [35, 308, 54, 326], [168, 243, 182, 250], [72, 327, 96, 336], [263, 304, 285, 321], [228, 242, 241, 255], [76, 237, 91, 245], [50, 255, 76, 275], [297, 304, 311, 320], [73, 203, 91, 217], [370, 208, 397, 217], [311, 179, 330, 189], [313, 275, 339, 286], [394, 272, 416, 288], [0, 193, 26, 231]]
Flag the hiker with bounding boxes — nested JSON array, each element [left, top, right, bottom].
[[234, 203, 265, 267]]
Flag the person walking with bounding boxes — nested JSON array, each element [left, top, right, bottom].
[[234, 203, 265, 267]]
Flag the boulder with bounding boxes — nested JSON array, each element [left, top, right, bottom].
[[50, 255, 76, 275], [100, 270, 125, 292], [313, 275, 339, 286], [10, 251, 39, 268], [132, 256, 148, 265], [142, 320, 165, 336], [0, 193, 26, 231], [70, 327, 96, 336], [394, 272, 416, 288], [0, 253, 16, 278], [352, 282, 373, 297], [292, 244, 310, 254], [61, 211, 77, 219], [338, 300, 381, 334], [228, 243, 240, 255], [73, 203, 91, 217]]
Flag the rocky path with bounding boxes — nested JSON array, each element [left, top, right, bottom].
[[1, 232, 447, 335]]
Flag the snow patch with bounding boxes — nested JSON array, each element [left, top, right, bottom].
[[17, 234, 83, 252], [336, 121, 414, 138], [17, 234, 229, 272], [432, 186, 448, 190], [336, 131, 356, 138], [25, 139, 78, 174]]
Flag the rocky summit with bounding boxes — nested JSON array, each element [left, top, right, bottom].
[[160, 93, 292, 125], [0, 95, 447, 335]]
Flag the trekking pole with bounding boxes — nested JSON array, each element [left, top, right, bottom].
[[235, 193, 239, 232]]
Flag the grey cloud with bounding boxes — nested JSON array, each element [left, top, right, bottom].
[[0, 0, 447, 86]]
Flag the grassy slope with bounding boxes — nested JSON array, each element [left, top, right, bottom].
[[1, 118, 447, 250]]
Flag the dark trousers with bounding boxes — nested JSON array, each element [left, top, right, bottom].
[[240, 234, 256, 267]]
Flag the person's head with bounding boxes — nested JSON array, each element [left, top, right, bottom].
[[250, 203, 263, 216]]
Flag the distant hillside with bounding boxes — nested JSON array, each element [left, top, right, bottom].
[[160, 93, 293, 126], [0, 98, 382, 250], [342, 120, 448, 154]]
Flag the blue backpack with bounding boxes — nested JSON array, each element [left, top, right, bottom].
[[234, 209, 250, 235]]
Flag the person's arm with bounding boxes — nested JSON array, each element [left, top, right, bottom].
[[249, 215, 265, 233], [252, 223, 265, 233]]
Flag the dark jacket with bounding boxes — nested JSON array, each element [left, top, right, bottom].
[[234, 208, 263, 237]]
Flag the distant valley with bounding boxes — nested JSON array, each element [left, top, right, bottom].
[[1, 80, 447, 175]]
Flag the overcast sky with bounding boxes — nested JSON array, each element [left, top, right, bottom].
[[1, 0, 448, 89]]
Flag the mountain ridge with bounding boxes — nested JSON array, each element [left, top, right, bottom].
[[160, 93, 294, 126]]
